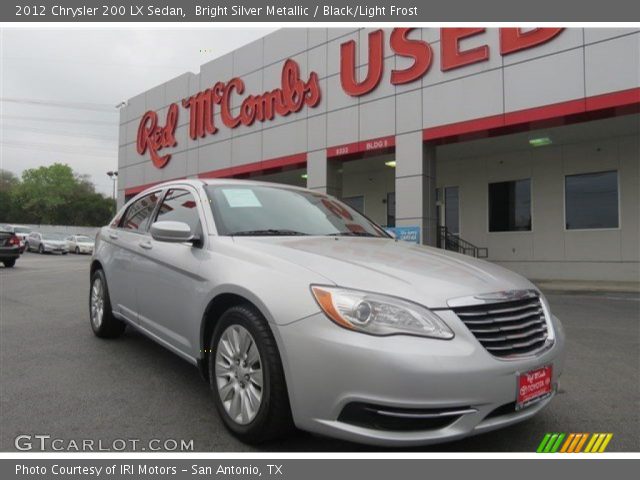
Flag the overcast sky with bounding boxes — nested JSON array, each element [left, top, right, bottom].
[[0, 28, 275, 195]]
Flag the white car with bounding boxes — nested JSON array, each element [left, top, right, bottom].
[[67, 234, 95, 254]]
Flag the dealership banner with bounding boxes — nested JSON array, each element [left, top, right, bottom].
[[2, 0, 640, 22], [3, 459, 639, 479]]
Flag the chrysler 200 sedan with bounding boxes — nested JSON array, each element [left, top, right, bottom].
[[90, 179, 565, 446]]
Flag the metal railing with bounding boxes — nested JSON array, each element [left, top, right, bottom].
[[437, 226, 488, 259]]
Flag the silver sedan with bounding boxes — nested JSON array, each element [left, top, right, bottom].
[[27, 232, 69, 254], [90, 179, 565, 446]]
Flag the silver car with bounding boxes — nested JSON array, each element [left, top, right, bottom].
[[90, 179, 565, 446], [27, 232, 69, 254]]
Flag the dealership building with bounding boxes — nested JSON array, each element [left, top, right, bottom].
[[118, 28, 639, 283]]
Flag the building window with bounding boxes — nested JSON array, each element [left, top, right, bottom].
[[489, 179, 532, 232], [565, 171, 618, 230]]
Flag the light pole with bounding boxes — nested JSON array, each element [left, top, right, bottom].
[[106, 171, 118, 213]]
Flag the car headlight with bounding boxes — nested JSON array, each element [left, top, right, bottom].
[[311, 286, 454, 339], [537, 291, 557, 341]]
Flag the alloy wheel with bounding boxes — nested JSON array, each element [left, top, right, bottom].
[[90, 277, 104, 329], [215, 325, 264, 425]]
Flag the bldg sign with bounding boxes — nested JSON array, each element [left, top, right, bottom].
[[340, 27, 563, 96], [385, 226, 421, 244], [137, 27, 564, 167], [181, 59, 320, 140]]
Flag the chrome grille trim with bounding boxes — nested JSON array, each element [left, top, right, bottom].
[[450, 290, 552, 358]]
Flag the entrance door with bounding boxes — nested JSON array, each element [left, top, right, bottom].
[[438, 186, 459, 235]]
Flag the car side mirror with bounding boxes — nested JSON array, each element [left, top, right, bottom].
[[150, 221, 198, 244]]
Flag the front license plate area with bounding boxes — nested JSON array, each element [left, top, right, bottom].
[[516, 365, 553, 410]]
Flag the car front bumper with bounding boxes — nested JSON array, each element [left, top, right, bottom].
[[42, 245, 69, 253], [276, 310, 566, 446]]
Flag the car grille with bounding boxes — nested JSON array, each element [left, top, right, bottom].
[[452, 295, 549, 358]]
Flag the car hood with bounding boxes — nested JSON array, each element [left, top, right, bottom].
[[232, 236, 535, 308]]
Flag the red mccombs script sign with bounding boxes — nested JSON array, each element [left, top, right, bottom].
[[137, 27, 563, 167], [136, 103, 179, 169], [182, 59, 320, 140]]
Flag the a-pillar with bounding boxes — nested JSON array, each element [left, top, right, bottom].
[[394, 132, 438, 246]]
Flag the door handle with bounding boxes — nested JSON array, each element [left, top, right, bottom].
[[109, 233, 119, 240], [139, 241, 152, 250]]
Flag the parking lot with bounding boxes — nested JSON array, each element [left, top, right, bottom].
[[1, 253, 638, 452]]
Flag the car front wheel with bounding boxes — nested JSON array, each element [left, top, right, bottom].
[[209, 305, 293, 444], [38, 244, 44, 254], [3, 259, 16, 268], [89, 269, 126, 338]]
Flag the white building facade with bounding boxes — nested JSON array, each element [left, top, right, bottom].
[[118, 28, 640, 283]]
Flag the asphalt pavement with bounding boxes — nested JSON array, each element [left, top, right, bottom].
[[1, 253, 638, 452]]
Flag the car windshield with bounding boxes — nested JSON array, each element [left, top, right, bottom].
[[76, 235, 92, 242], [205, 185, 390, 238], [42, 233, 67, 240]]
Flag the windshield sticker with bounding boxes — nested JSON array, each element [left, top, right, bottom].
[[222, 189, 262, 208]]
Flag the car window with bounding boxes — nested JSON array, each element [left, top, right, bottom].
[[119, 192, 160, 232], [205, 185, 389, 238], [154, 189, 201, 234]]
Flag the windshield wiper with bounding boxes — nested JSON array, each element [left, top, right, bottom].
[[326, 231, 378, 237], [230, 229, 309, 236]]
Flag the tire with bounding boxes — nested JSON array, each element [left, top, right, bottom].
[[209, 304, 293, 444], [62, 252, 68, 255], [3, 259, 16, 268], [38, 244, 44, 254], [89, 269, 126, 338], [75, 247, 80, 254]]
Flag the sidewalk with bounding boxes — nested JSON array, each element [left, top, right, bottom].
[[533, 279, 640, 294]]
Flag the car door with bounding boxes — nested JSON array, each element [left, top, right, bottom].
[[134, 186, 208, 360], [31, 233, 41, 251], [104, 191, 161, 324]]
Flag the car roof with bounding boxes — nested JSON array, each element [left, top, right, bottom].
[[135, 178, 312, 198]]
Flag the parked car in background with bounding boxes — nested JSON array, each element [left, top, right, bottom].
[[27, 232, 69, 254], [90, 179, 566, 446], [0, 224, 30, 253], [0, 226, 21, 267], [67, 234, 95, 254]]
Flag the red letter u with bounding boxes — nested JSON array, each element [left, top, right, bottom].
[[340, 29, 384, 97]]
